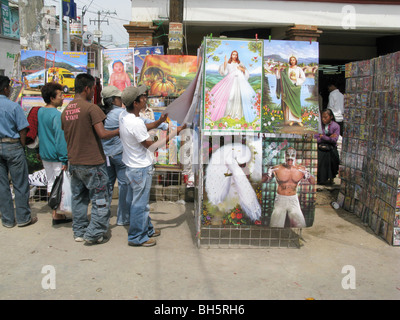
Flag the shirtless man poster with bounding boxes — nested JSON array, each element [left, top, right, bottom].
[[262, 146, 315, 228]]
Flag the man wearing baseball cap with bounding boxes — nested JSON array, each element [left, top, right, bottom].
[[119, 85, 185, 247]]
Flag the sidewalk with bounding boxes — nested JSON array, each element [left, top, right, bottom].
[[0, 185, 399, 300]]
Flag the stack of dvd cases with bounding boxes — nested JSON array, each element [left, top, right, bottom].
[[338, 51, 400, 245]]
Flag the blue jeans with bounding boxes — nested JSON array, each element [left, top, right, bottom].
[[125, 165, 155, 244], [106, 153, 131, 225], [0, 142, 31, 227], [69, 163, 111, 241]]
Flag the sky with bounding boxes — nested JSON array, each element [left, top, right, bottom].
[[205, 39, 263, 75], [43, 0, 131, 47]]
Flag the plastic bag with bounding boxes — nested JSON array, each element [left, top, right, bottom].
[[48, 171, 63, 210], [59, 171, 72, 213]]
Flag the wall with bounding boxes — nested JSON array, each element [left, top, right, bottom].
[[0, 35, 20, 76], [130, 0, 400, 29]]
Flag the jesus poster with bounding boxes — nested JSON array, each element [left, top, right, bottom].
[[203, 38, 263, 133]]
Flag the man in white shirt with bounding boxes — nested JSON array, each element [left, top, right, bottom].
[[119, 85, 185, 247], [327, 83, 344, 136]]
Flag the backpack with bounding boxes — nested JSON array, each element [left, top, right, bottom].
[[26, 106, 41, 149]]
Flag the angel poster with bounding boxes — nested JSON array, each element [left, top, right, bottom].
[[203, 38, 263, 132]]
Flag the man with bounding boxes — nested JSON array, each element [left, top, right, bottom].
[[0, 76, 37, 228], [327, 82, 344, 136], [275, 56, 306, 126], [61, 73, 119, 244], [100, 85, 169, 227], [119, 85, 185, 247], [38, 82, 71, 225], [262, 147, 315, 228]]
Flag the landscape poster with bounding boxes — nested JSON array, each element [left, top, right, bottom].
[[133, 45, 164, 85], [20, 50, 87, 94], [138, 55, 198, 98]]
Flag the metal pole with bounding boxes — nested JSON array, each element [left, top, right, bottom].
[[59, 0, 63, 50], [81, 6, 86, 52], [67, 18, 71, 51], [97, 10, 101, 46]]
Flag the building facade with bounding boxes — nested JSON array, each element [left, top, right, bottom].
[[125, 0, 400, 63]]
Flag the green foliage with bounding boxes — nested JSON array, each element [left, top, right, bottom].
[[248, 41, 262, 55], [25, 148, 43, 174]]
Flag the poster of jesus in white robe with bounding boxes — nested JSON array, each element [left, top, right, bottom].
[[203, 38, 263, 132]]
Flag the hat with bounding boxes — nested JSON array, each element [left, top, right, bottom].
[[121, 85, 147, 107], [101, 85, 122, 99]]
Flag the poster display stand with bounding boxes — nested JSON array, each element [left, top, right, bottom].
[[191, 37, 320, 248]]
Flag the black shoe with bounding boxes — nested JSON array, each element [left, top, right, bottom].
[[52, 217, 72, 226]]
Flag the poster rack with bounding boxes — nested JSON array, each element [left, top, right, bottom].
[[193, 37, 320, 248]]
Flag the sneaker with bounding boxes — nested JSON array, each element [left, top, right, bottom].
[[74, 237, 84, 242], [128, 238, 156, 247], [17, 216, 38, 227], [151, 229, 161, 237], [2, 223, 15, 228], [84, 236, 104, 245]]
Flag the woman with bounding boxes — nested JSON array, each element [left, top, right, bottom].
[[316, 108, 340, 185], [38, 82, 71, 225], [209, 50, 257, 123]]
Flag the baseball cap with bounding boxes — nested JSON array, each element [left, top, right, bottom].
[[101, 85, 122, 99], [121, 85, 147, 107]]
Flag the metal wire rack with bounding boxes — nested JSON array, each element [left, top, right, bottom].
[[198, 225, 302, 249]]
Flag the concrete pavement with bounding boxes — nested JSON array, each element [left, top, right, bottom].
[[0, 186, 399, 300]]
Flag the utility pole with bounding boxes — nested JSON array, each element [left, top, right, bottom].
[[90, 10, 116, 47], [81, 6, 87, 51], [168, 0, 184, 55]]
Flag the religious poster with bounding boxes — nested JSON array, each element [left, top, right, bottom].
[[203, 38, 263, 133], [138, 55, 198, 98], [263, 40, 319, 134], [102, 48, 135, 91], [133, 46, 164, 84], [20, 51, 87, 94]]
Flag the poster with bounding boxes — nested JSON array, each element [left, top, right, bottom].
[[138, 55, 198, 97], [21, 95, 74, 116], [133, 46, 164, 84], [20, 51, 87, 94], [201, 135, 316, 228], [202, 135, 263, 226], [102, 48, 135, 91], [263, 40, 319, 134], [203, 38, 263, 133], [261, 137, 316, 228]]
